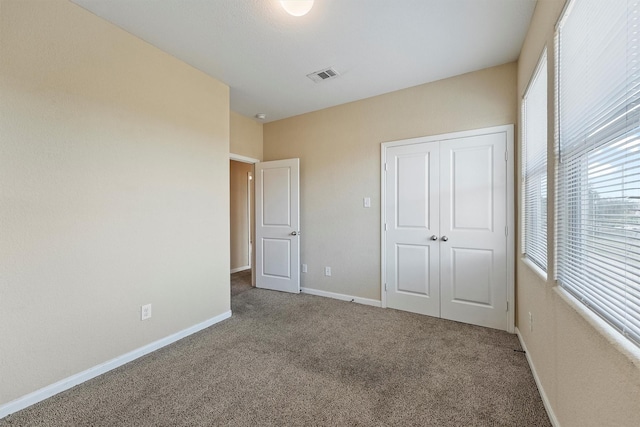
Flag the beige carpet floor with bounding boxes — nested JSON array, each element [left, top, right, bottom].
[[1, 279, 550, 426], [230, 269, 252, 297]]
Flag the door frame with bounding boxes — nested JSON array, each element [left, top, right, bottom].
[[230, 153, 260, 286], [380, 124, 515, 333]]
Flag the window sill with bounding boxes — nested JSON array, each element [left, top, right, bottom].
[[554, 286, 640, 369], [521, 256, 548, 282]]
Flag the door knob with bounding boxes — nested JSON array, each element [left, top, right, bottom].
[[441, 236, 449, 241], [291, 231, 300, 236], [430, 235, 438, 241]]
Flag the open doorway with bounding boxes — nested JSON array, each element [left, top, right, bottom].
[[230, 154, 258, 297]]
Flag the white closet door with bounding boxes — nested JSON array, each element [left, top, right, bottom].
[[382, 126, 511, 331], [385, 143, 441, 317], [439, 132, 507, 330]]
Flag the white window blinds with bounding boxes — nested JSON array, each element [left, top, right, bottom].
[[557, 0, 640, 346], [522, 50, 548, 271]]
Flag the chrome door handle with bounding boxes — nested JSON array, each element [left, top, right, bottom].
[[291, 231, 300, 236], [441, 236, 449, 242], [430, 235, 438, 241]]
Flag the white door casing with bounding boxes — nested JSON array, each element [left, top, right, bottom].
[[229, 153, 259, 282], [381, 125, 514, 332], [247, 170, 253, 268], [255, 158, 300, 293]]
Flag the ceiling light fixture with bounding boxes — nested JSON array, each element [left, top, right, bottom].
[[255, 113, 266, 120], [280, 0, 314, 17]]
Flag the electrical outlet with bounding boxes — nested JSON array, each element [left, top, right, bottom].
[[363, 197, 371, 208], [529, 312, 533, 332], [302, 264, 308, 273], [325, 266, 331, 276], [141, 304, 152, 321]]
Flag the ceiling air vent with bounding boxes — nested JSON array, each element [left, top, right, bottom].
[[307, 67, 340, 83]]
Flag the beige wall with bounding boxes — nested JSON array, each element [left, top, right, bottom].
[[230, 111, 263, 160], [0, 0, 230, 406], [230, 160, 253, 270], [264, 63, 516, 300], [517, 1, 640, 426]]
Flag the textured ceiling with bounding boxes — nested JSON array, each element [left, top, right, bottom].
[[72, 0, 537, 122]]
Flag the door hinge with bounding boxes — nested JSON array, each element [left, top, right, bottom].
[[384, 283, 388, 292], [384, 162, 388, 171], [505, 226, 508, 237], [505, 150, 508, 162], [384, 223, 388, 231], [506, 301, 509, 312]]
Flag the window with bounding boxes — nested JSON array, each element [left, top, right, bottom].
[[557, 0, 640, 346], [522, 50, 548, 271]]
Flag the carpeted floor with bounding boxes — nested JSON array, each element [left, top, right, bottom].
[[230, 269, 252, 297], [1, 283, 550, 426]]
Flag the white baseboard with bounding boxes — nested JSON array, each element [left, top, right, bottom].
[[230, 266, 251, 274], [515, 328, 560, 427], [0, 310, 232, 419], [300, 287, 382, 307]]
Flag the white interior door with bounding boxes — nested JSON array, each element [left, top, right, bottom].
[[255, 158, 300, 293], [383, 126, 512, 331], [385, 143, 440, 316], [439, 133, 507, 330]]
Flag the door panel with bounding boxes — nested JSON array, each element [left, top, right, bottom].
[[397, 244, 431, 295], [385, 144, 440, 316], [262, 239, 291, 278], [451, 145, 494, 231], [255, 159, 300, 293], [262, 168, 291, 226], [451, 248, 493, 306], [440, 132, 507, 330], [397, 155, 432, 229]]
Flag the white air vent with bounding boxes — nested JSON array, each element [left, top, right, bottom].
[[307, 67, 340, 83]]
